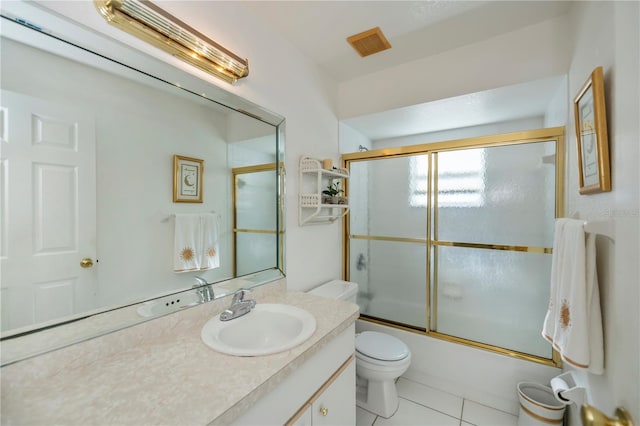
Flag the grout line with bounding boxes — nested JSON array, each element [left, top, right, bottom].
[[461, 399, 466, 422], [372, 414, 379, 425], [397, 396, 462, 423], [464, 398, 519, 418]]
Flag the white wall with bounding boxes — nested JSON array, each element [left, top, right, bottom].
[[374, 117, 544, 147], [564, 2, 640, 424]]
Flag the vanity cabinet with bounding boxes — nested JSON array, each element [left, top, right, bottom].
[[287, 358, 355, 425], [229, 325, 356, 425], [299, 156, 350, 225]]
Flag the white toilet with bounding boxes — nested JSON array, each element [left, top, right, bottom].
[[309, 280, 412, 418]]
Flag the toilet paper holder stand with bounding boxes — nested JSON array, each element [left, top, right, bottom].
[[554, 371, 586, 406]]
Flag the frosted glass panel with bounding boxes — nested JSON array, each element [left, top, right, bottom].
[[431, 245, 552, 358], [349, 238, 370, 307], [361, 239, 427, 329], [236, 170, 276, 230], [348, 161, 370, 236], [235, 233, 277, 276], [351, 156, 427, 239], [435, 141, 556, 248]]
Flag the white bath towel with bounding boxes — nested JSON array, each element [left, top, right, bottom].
[[542, 218, 604, 374], [200, 213, 220, 270], [173, 213, 202, 272]]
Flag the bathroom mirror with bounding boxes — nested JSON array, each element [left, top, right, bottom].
[[0, 2, 285, 364]]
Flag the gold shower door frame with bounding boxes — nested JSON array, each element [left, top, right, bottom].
[[342, 127, 565, 367]]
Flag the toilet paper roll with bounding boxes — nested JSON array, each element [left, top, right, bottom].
[[550, 377, 572, 405]]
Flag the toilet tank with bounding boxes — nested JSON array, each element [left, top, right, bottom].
[[308, 280, 358, 303]]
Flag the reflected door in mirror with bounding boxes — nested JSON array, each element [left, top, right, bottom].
[[1, 90, 97, 331]]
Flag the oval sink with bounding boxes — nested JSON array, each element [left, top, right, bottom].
[[200, 304, 316, 356]]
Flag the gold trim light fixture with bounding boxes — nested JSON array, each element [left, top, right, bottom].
[[94, 0, 249, 84]]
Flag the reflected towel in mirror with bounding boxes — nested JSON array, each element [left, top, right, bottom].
[[201, 213, 220, 270], [174, 213, 203, 272], [174, 213, 221, 272]]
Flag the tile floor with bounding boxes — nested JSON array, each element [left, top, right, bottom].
[[356, 377, 519, 426]]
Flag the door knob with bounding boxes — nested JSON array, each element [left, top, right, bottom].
[[80, 258, 94, 268], [320, 407, 328, 416]]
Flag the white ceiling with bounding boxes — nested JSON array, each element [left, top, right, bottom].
[[240, 1, 572, 140]]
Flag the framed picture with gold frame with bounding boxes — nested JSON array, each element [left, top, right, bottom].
[[173, 155, 203, 203], [574, 66, 611, 194]]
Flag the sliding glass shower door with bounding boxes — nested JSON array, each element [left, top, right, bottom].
[[345, 128, 564, 364], [348, 156, 428, 329], [430, 142, 557, 359]]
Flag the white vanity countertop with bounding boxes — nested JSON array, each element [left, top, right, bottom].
[[0, 284, 360, 425]]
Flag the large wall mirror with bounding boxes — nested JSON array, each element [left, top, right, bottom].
[[0, 2, 285, 365]]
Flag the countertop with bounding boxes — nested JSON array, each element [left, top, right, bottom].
[[0, 283, 360, 425]]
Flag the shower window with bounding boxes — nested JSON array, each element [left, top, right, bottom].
[[344, 128, 564, 365], [410, 150, 485, 208]]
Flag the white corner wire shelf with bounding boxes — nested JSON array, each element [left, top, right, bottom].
[[299, 156, 350, 226]]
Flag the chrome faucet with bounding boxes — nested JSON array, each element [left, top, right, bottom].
[[219, 289, 256, 321], [193, 276, 214, 303]]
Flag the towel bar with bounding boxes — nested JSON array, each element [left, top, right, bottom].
[[162, 211, 218, 223], [583, 220, 614, 240]]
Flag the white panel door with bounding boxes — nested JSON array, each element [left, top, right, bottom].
[[0, 90, 97, 332]]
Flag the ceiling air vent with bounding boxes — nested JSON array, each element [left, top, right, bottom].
[[347, 26, 391, 57]]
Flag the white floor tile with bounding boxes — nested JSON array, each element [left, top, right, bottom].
[[462, 400, 517, 426], [357, 406, 377, 426], [375, 398, 460, 426], [397, 377, 464, 419]]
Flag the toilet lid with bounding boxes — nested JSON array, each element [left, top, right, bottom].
[[355, 331, 409, 361]]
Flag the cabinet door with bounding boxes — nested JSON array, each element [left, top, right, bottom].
[[289, 403, 312, 426], [312, 360, 356, 425]]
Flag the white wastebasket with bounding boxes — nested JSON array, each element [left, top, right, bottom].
[[517, 382, 566, 425]]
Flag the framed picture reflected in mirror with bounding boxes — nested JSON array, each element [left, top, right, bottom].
[[173, 155, 204, 203]]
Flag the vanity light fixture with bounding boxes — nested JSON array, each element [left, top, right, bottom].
[[94, 0, 249, 84]]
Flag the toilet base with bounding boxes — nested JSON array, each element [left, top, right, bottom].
[[355, 376, 399, 418]]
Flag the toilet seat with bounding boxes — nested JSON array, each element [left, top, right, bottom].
[[356, 331, 410, 362]]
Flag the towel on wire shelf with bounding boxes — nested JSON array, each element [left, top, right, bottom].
[[542, 218, 604, 374], [173, 213, 221, 272]]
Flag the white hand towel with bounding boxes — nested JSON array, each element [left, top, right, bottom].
[[542, 218, 604, 374], [173, 213, 202, 272], [200, 213, 220, 270]]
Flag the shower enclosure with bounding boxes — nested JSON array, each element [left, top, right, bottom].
[[344, 128, 564, 364], [233, 164, 282, 277]]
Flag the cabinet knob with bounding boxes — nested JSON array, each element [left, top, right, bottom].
[[320, 407, 328, 416]]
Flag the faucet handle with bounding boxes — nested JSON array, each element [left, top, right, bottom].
[[232, 288, 251, 305]]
